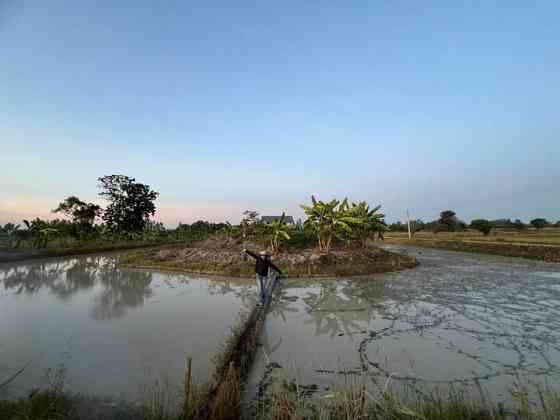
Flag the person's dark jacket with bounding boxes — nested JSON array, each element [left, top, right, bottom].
[[244, 250, 282, 277]]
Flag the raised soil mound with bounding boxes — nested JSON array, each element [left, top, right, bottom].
[[124, 240, 418, 278]]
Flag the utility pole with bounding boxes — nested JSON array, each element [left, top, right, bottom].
[[406, 209, 412, 240]]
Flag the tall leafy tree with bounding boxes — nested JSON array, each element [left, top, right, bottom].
[[98, 175, 159, 232], [53, 196, 101, 229], [438, 210, 460, 232]]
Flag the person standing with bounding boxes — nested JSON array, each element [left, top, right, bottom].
[[243, 249, 282, 304]]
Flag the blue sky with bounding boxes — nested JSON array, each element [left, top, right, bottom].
[[1, 1, 559, 226]]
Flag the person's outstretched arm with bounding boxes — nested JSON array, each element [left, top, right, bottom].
[[269, 261, 283, 276], [243, 249, 259, 260]]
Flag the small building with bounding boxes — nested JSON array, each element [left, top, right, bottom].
[[261, 215, 295, 225]]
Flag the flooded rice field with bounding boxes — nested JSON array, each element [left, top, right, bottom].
[[2, 246, 560, 414], [247, 245, 560, 406], [0, 254, 255, 402]]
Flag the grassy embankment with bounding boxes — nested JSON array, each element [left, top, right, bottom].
[[0, 233, 205, 264], [3, 375, 560, 420], [385, 227, 560, 262], [0, 240, 180, 264]]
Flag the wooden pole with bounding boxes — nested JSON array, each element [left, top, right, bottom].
[[184, 356, 192, 414], [406, 209, 412, 240]]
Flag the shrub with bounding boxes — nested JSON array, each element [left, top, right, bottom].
[[470, 219, 492, 236]]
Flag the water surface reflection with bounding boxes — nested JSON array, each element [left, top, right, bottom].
[[0, 255, 255, 401]]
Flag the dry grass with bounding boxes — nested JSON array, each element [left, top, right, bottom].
[[257, 371, 560, 420], [385, 228, 560, 262], [386, 227, 560, 246]]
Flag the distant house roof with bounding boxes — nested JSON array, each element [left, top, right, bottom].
[[261, 215, 295, 224]]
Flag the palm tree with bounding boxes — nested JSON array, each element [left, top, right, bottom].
[[300, 196, 361, 253], [268, 213, 291, 254]]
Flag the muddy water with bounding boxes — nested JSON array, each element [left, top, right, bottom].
[[0, 254, 256, 402], [248, 245, 560, 405]]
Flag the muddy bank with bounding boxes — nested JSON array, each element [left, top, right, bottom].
[[121, 237, 417, 278], [0, 248, 45, 263], [386, 237, 560, 262]]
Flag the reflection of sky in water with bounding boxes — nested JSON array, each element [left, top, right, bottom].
[[0, 255, 256, 401], [533, 271, 560, 281], [249, 246, 560, 404]]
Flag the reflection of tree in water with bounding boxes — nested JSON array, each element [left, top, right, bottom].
[[0, 256, 154, 320], [51, 258, 100, 300], [206, 277, 257, 309], [0, 261, 66, 295], [92, 261, 153, 320], [268, 287, 299, 323], [300, 280, 385, 339]]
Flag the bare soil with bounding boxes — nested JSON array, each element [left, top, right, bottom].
[[122, 236, 418, 278]]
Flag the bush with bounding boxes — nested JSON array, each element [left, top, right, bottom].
[[283, 229, 315, 250], [470, 219, 492, 236], [531, 218, 549, 230]]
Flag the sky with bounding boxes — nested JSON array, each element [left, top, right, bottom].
[[1, 1, 559, 226]]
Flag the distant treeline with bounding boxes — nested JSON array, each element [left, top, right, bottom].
[[0, 174, 229, 249], [2, 174, 558, 250], [389, 211, 560, 236]]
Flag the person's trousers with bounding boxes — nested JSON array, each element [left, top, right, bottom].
[[256, 274, 268, 303]]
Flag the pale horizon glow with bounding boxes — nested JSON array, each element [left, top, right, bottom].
[[1, 2, 559, 226]]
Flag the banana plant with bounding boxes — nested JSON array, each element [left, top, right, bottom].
[[300, 196, 362, 253], [2, 223, 21, 248], [21, 219, 60, 248], [268, 212, 291, 254], [36, 228, 60, 248], [348, 201, 387, 247]]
